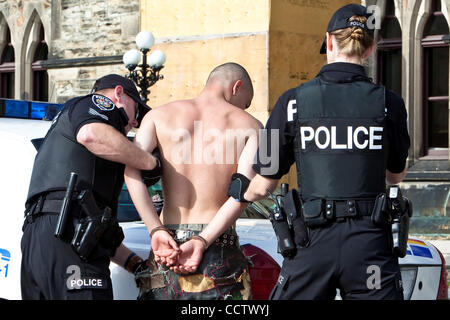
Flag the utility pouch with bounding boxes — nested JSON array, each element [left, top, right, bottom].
[[302, 199, 327, 227], [371, 193, 387, 226]]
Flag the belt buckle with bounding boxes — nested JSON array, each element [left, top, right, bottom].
[[175, 229, 196, 242], [347, 200, 357, 217]]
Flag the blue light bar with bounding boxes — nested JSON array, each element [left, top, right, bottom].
[[5, 100, 28, 118], [1, 98, 63, 120]]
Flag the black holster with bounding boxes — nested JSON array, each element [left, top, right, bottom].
[[283, 189, 309, 248], [71, 190, 124, 261], [372, 186, 413, 258]]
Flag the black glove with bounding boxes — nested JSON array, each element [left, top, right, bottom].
[[141, 148, 162, 186], [227, 173, 251, 203]]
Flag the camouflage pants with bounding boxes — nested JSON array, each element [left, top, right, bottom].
[[136, 224, 252, 300]]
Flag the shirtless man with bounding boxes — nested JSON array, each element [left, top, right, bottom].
[[124, 62, 262, 300]]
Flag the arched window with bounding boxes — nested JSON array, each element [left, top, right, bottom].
[[422, 0, 449, 157], [377, 0, 402, 96], [31, 24, 48, 101], [0, 24, 15, 98]]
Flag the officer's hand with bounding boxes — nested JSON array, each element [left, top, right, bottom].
[[170, 239, 205, 274], [151, 230, 180, 267]]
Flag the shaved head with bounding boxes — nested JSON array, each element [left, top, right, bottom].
[[207, 62, 253, 93]]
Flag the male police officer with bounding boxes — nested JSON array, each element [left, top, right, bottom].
[[20, 74, 158, 300], [239, 4, 410, 299]]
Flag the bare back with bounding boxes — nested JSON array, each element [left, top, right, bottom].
[[149, 97, 261, 224]]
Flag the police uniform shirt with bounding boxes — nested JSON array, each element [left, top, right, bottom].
[[253, 62, 411, 179], [68, 94, 128, 208], [69, 94, 127, 137]]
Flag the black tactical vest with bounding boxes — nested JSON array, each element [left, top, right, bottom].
[[26, 95, 125, 213], [294, 77, 387, 201]]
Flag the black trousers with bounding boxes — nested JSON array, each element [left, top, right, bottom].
[[270, 216, 404, 300], [20, 213, 113, 300]]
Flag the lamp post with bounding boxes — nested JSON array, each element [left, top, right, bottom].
[[123, 31, 166, 104]]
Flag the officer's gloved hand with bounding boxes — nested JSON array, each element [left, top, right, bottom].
[[141, 148, 162, 186]]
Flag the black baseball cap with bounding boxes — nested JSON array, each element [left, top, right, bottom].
[[320, 4, 375, 54], [91, 74, 150, 124]]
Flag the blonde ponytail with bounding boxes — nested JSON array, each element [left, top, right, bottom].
[[330, 15, 374, 58]]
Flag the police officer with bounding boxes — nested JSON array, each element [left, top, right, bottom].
[[242, 4, 410, 299], [21, 74, 159, 300]]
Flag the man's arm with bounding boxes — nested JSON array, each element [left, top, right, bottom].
[[123, 114, 179, 264], [77, 122, 157, 170]]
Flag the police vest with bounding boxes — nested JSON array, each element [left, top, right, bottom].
[[26, 95, 126, 213], [294, 77, 387, 201]]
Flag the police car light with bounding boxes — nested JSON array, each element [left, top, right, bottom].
[[0, 98, 62, 121]]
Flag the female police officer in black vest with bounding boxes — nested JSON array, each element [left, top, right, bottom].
[[242, 4, 410, 299]]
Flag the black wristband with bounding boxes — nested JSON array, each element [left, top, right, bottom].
[[141, 148, 163, 186], [227, 173, 251, 203]]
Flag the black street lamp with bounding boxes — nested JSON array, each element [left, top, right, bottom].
[[123, 31, 166, 104]]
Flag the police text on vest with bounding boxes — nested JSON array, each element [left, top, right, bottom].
[[300, 126, 383, 150]]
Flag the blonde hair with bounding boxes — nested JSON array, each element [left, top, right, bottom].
[[330, 15, 374, 58]]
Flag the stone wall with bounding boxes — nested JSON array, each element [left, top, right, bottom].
[[0, 0, 140, 103]]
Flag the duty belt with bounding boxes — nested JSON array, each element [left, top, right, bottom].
[[24, 191, 81, 223], [324, 199, 375, 221]]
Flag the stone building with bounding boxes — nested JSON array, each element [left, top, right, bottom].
[[361, 0, 450, 236], [0, 0, 448, 237], [0, 0, 140, 104]]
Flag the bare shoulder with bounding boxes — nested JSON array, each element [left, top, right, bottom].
[[145, 100, 194, 119], [230, 107, 263, 131]]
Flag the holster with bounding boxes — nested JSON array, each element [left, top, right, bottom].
[[283, 189, 309, 247], [391, 198, 412, 258], [71, 190, 124, 261]]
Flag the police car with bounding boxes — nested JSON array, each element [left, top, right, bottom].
[[0, 100, 447, 300]]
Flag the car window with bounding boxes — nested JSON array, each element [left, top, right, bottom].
[[117, 183, 280, 222], [117, 181, 163, 222]]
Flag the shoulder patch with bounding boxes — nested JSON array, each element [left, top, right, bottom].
[[92, 94, 115, 111]]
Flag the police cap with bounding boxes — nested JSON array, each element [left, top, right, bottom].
[[92, 74, 150, 125], [320, 4, 375, 54]]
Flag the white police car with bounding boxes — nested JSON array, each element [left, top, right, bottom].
[[0, 100, 447, 300]]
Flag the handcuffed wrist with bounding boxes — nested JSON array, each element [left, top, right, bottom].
[[190, 234, 209, 250], [150, 225, 174, 237]]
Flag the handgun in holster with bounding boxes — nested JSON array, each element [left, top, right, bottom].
[[387, 186, 412, 258], [268, 184, 297, 258], [371, 185, 413, 258], [71, 189, 123, 261]]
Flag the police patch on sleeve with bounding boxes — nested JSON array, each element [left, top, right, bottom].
[[91, 94, 115, 111]]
